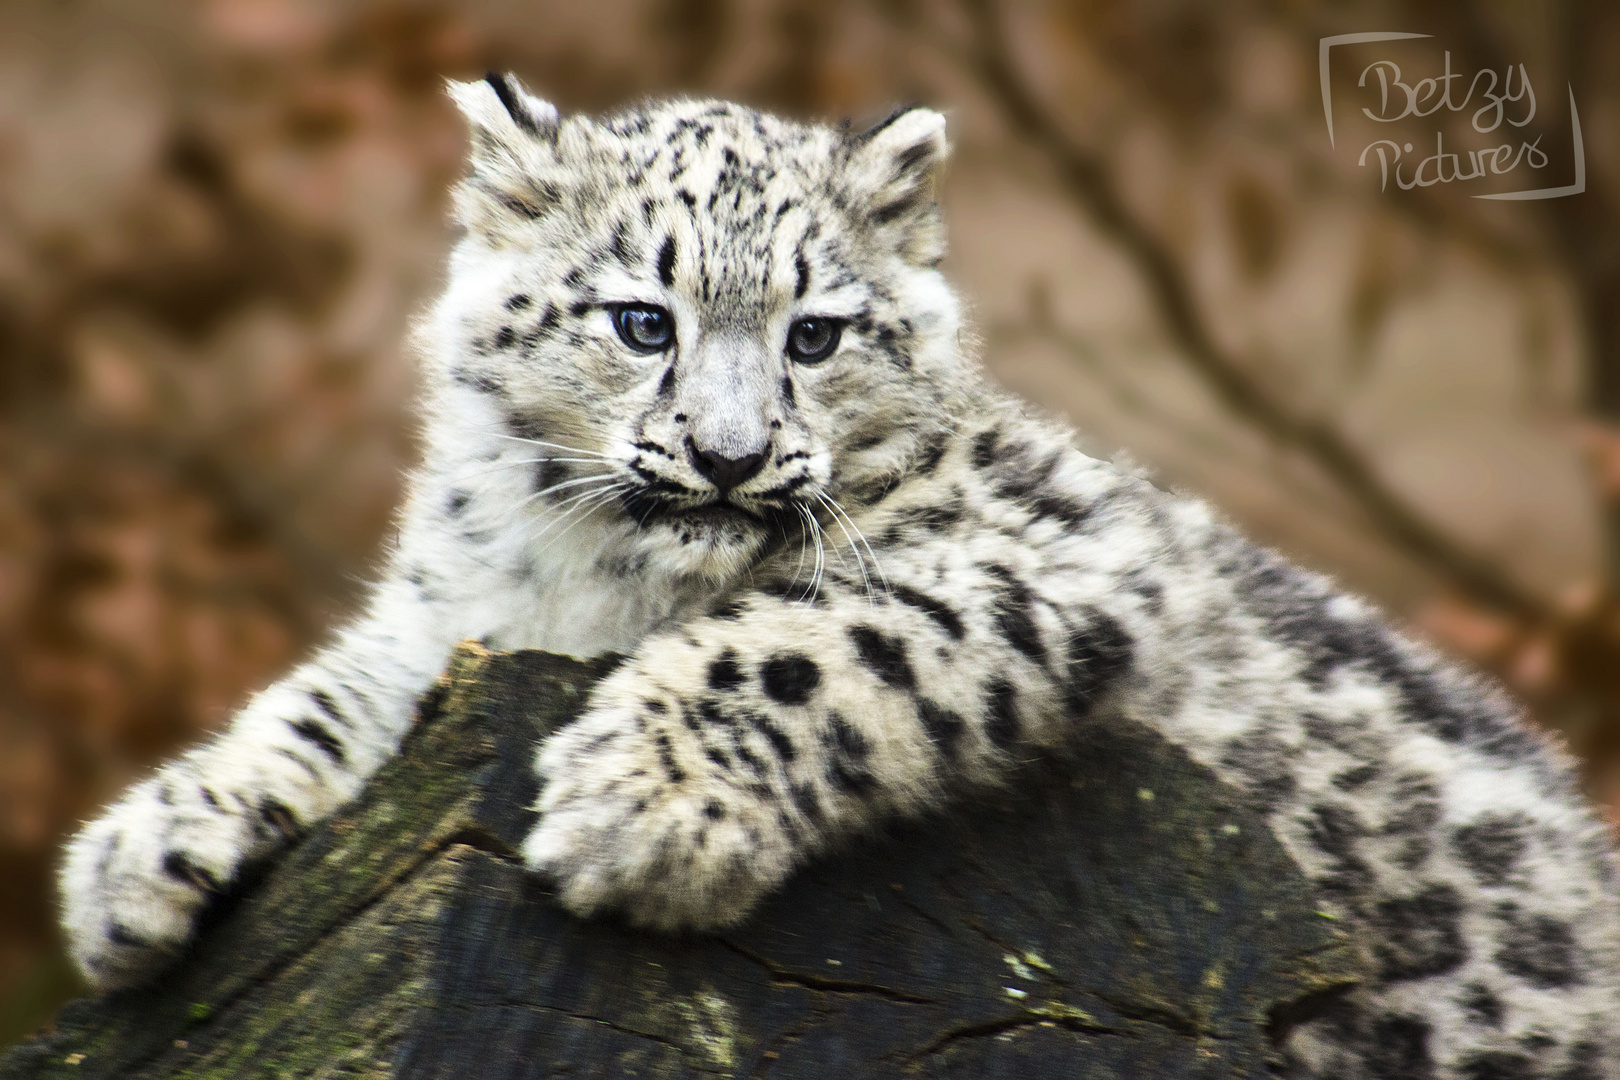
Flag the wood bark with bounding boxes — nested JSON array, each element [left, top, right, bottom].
[[0, 644, 1364, 1079]]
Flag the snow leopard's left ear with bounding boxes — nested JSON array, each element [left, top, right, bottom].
[[842, 105, 950, 266], [447, 73, 568, 240]]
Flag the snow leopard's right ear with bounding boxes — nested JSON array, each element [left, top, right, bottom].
[[842, 105, 950, 266], [447, 73, 568, 238]]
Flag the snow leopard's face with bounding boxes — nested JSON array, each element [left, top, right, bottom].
[[438, 77, 965, 581]]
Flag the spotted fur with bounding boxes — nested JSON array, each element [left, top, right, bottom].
[[58, 74, 1620, 1078]]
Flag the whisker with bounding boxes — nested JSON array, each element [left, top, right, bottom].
[[803, 498, 853, 576], [821, 492, 889, 596], [454, 472, 618, 538], [445, 456, 613, 487], [531, 473, 623, 500], [816, 491, 874, 603], [487, 432, 617, 460], [523, 482, 629, 545], [798, 501, 827, 604], [533, 485, 630, 558], [500, 474, 624, 526], [811, 510, 827, 603], [519, 494, 624, 560], [788, 504, 811, 594], [791, 503, 814, 600], [513, 482, 623, 548]]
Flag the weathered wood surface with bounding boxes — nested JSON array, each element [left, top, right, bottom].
[[2, 644, 1363, 1079]]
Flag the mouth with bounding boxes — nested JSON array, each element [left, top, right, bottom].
[[622, 488, 764, 528], [674, 503, 759, 526], [619, 487, 803, 573]]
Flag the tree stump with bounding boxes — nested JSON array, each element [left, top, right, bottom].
[[1, 644, 1363, 1079]]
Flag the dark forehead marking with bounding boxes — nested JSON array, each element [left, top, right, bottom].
[[658, 235, 677, 287], [609, 221, 633, 265], [795, 251, 811, 300]]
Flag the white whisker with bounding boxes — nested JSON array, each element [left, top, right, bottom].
[[446, 457, 613, 487], [533, 484, 630, 558], [453, 472, 622, 540], [816, 491, 875, 603], [788, 504, 810, 594], [799, 500, 827, 604], [488, 432, 617, 461], [807, 498, 854, 576], [500, 474, 624, 526], [812, 511, 827, 603], [821, 491, 889, 596], [523, 482, 629, 547], [530, 473, 623, 500]]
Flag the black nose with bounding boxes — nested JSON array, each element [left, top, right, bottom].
[[689, 439, 768, 492]]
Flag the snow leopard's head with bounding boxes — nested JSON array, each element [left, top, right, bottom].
[[433, 74, 967, 581]]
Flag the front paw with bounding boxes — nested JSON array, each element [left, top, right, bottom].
[[59, 771, 279, 989], [525, 692, 801, 932]]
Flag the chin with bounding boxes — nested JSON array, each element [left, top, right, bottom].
[[630, 504, 774, 582]]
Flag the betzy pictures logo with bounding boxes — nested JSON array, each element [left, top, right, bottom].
[[1320, 32, 1584, 200]]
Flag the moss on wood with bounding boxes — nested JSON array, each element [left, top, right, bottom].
[[1, 645, 1363, 1078]]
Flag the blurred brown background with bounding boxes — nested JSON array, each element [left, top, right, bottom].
[[5, 0, 1620, 1044]]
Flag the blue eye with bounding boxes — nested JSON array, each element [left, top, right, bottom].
[[611, 304, 675, 353], [786, 317, 841, 364]]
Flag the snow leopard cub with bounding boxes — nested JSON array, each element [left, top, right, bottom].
[[60, 73, 1620, 1077]]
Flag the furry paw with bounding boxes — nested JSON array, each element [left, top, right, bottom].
[[525, 687, 802, 931], [59, 770, 289, 989]]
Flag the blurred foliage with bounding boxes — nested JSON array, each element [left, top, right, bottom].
[[4, 0, 1620, 1047]]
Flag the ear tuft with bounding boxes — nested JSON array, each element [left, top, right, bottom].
[[446, 74, 566, 239], [446, 73, 558, 143], [843, 105, 950, 264], [482, 72, 557, 137], [856, 103, 930, 142]]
